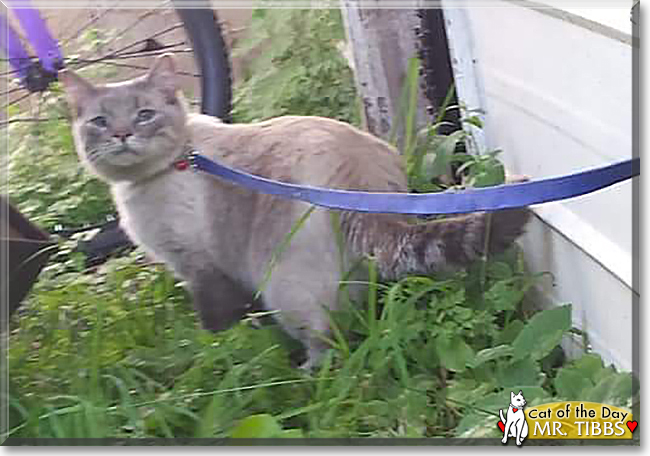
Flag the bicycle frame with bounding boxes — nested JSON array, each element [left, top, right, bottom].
[[1, 0, 63, 91]]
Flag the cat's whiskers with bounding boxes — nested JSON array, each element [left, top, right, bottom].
[[126, 136, 147, 153], [104, 140, 140, 156], [85, 148, 103, 163]]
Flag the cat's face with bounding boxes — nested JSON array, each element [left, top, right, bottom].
[[511, 391, 527, 408], [60, 55, 187, 183]]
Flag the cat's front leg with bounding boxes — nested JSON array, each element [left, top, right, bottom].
[[515, 419, 525, 446], [188, 269, 254, 332], [501, 421, 512, 444]]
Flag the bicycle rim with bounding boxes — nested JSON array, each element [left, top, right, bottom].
[[173, 1, 232, 121]]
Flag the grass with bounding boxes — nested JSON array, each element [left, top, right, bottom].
[[4, 8, 638, 442], [6, 247, 636, 439]]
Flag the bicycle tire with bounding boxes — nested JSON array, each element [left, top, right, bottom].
[[172, 0, 233, 122]]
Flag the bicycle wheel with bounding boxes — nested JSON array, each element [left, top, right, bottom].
[[2, 0, 232, 127], [173, 1, 232, 121]]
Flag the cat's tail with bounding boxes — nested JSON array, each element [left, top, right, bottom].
[[341, 208, 530, 280], [500, 409, 506, 424]]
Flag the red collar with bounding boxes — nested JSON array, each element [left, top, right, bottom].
[[173, 157, 191, 171], [173, 148, 196, 171]]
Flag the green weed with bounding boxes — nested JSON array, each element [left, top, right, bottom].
[[231, 8, 361, 126], [5, 96, 114, 231]]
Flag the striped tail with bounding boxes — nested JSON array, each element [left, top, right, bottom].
[[341, 208, 530, 279]]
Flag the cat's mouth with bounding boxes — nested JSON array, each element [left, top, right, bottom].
[[113, 145, 139, 156]]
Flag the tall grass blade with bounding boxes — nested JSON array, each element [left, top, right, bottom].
[[255, 206, 316, 299]]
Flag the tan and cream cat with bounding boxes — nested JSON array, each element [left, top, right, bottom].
[[59, 55, 529, 366]]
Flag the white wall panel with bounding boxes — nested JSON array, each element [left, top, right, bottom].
[[443, 0, 636, 369]]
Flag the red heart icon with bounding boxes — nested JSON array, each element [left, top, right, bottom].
[[498, 421, 505, 432], [626, 421, 638, 433], [513, 408, 518, 412]]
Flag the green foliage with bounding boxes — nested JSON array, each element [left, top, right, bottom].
[[511, 305, 571, 362], [408, 118, 507, 192], [554, 354, 636, 406], [8, 249, 305, 439], [396, 60, 506, 193], [7, 245, 636, 440], [4, 25, 127, 230], [230, 414, 303, 438], [231, 9, 361, 125], [5, 87, 114, 231]]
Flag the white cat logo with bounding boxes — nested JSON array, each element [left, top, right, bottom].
[[499, 390, 529, 446]]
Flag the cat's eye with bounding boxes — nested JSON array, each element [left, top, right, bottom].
[[135, 109, 157, 124], [89, 116, 108, 128]]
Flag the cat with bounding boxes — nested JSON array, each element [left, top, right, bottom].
[[500, 390, 529, 446], [59, 54, 529, 367]]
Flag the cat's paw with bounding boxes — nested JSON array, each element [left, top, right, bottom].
[[501, 436, 508, 444], [298, 359, 317, 372], [298, 348, 329, 372]]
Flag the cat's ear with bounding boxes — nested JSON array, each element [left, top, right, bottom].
[[511, 391, 515, 399], [58, 69, 97, 116], [146, 53, 179, 103], [519, 390, 523, 395]]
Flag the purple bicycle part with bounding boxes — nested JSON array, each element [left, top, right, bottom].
[[1, 0, 63, 91], [4, 0, 63, 72], [0, 14, 32, 80]]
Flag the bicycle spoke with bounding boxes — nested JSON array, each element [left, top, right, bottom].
[[107, 0, 171, 40], [69, 45, 192, 71], [1, 116, 66, 128], [65, 21, 187, 72], [101, 23, 186, 60], [111, 41, 188, 59], [74, 59, 200, 78], [3, 2, 212, 125], [113, 48, 194, 59], [59, 7, 116, 48], [71, 5, 174, 62], [1, 92, 31, 112], [0, 59, 35, 77], [109, 6, 171, 49], [0, 87, 24, 98]]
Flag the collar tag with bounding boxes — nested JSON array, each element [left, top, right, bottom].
[[174, 149, 199, 172]]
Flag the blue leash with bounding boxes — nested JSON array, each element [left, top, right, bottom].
[[188, 152, 639, 215]]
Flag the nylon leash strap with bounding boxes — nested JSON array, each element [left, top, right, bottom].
[[188, 152, 640, 215]]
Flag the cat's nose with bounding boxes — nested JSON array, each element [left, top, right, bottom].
[[113, 130, 133, 142]]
